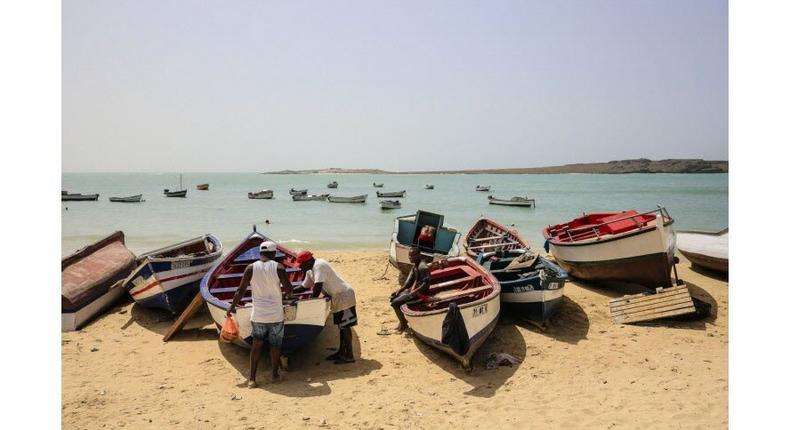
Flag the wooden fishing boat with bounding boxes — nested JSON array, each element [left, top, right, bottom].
[[425, 184, 434, 190], [463, 217, 528, 259], [164, 174, 187, 197], [328, 194, 367, 203], [196, 183, 209, 191], [293, 193, 329, 201], [200, 227, 331, 352], [124, 234, 223, 314], [376, 190, 406, 198], [373, 182, 384, 188], [248, 190, 274, 199], [62, 231, 137, 331], [477, 249, 568, 325], [488, 195, 535, 207], [677, 228, 728, 274], [401, 256, 500, 369], [327, 181, 338, 188], [475, 185, 491, 192], [62, 193, 99, 201], [388, 210, 461, 276], [109, 194, 144, 203], [543, 207, 677, 289], [379, 200, 401, 210], [289, 188, 308, 196]]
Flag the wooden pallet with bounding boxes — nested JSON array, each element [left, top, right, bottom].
[[609, 285, 696, 324]]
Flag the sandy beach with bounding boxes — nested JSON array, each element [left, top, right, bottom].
[[62, 250, 728, 429]]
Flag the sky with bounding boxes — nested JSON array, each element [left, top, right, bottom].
[[62, 0, 728, 172]]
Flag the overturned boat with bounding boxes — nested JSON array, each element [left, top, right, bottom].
[[124, 235, 222, 314], [62, 231, 137, 331], [463, 217, 528, 259], [477, 249, 567, 325], [543, 207, 677, 289], [677, 228, 728, 274], [200, 227, 331, 352], [401, 256, 500, 369], [388, 210, 461, 276]]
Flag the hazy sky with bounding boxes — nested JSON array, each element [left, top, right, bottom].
[[63, 1, 727, 172]]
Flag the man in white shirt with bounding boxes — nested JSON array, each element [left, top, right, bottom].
[[227, 241, 294, 387], [296, 250, 357, 364]]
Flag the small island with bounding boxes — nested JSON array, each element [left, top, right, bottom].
[[263, 158, 728, 175]]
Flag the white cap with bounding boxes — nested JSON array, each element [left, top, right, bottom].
[[259, 241, 277, 252]]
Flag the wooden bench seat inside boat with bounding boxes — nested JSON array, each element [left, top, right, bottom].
[[427, 285, 491, 306]]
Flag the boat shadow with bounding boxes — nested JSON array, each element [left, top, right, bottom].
[[688, 265, 729, 282], [409, 323, 526, 398], [218, 326, 382, 397], [503, 296, 590, 344], [570, 278, 718, 330], [126, 303, 217, 341]]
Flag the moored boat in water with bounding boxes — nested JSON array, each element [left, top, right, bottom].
[[289, 188, 308, 196], [677, 228, 728, 274], [293, 193, 329, 201], [62, 231, 137, 331], [196, 183, 209, 191], [124, 234, 223, 314], [327, 181, 338, 188], [463, 217, 528, 259], [379, 200, 401, 210], [425, 184, 434, 190], [248, 190, 274, 199], [488, 195, 535, 207], [388, 210, 461, 276], [475, 185, 491, 192], [477, 249, 568, 325], [164, 174, 187, 197], [543, 207, 677, 289], [200, 227, 331, 352], [109, 194, 144, 203], [376, 190, 406, 198], [328, 194, 367, 203], [373, 182, 384, 188], [401, 256, 500, 369], [62, 192, 99, 201]]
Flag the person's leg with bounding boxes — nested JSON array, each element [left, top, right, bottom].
[[391, 293, 413, 331], [336, 328, 354, 362], [326, 312, 343, 360], [268, 321, 285, 381], [249, 338, 264, 387]]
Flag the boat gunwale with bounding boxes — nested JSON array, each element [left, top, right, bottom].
[[136, 234, 223, 264]]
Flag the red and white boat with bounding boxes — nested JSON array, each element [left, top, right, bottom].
[[462, 217, 528, 259], [401, 256, 500, 369], [543, 207, 677, 289]]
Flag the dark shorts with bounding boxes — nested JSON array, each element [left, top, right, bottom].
[[333, 306, 358, 329], [251, 321, 284, 348]]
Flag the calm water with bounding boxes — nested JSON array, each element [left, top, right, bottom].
[[61, 173, 728, 256]]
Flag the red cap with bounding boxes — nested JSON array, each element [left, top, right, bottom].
[[295, 250, 314, 266]]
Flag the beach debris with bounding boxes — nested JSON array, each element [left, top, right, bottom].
[[90, 346, 99, 352], [609, 285, 696, 324], [230, 393, 242, 401], [376, 326, 392, 336], [485, 352, 522, 370]]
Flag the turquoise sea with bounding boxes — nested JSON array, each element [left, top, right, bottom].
[[61, 173, 728, 256]]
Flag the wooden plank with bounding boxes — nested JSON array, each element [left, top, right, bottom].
[[611, 296, 694, 314], [613, 305, 697, 324], [467, 241, 522, 250], [163, 292, 205, 342], [428, 286, 490, 306], [429, 275, 477, 291], [469, 234, 506, 243], [610, 290, 690, 310], [609, 286, 688, 305], [609, 286, 695, 324], [611, 298, 697, 316]]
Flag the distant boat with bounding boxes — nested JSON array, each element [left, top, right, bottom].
[[388, 210, 461, 277], [463, 217, 529, 259], [544, 207, 677, 289], [425, 184, 434, 190], [488, 195, 535, 207], [373, 182, 384, 188], [248, 190, 274, 199], [327, 181, 338, 189], [124, 234, 223, 314], [328, 194, 367, 203], [61, 190, 68, 195], [62, 231, 137, 331], [379, 200, 401, 210], [109, 194, 144, 203], [475, 185, 491, 192], [677, 228, 728, 274], [293, 193, 329, 201], [62, 193, 99, 201], [477, 249, 568, 326], [201, 227, 331, 352], [196, 183, 209, 191], [164, 174, 187, 197], [401, 256, 500, 369], [376, 190, 406, 198], [289, 188, 308, 196]]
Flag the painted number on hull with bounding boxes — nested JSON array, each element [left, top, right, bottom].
[[171, 260, 191, 270], [472, 304, 488, 317]]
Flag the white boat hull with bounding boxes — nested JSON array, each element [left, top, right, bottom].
[[61, 282, 126, 332]]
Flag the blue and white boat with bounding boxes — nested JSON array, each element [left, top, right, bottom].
[[124, 235, 223, 314], [200, 227, 331, 353], [477, 249, 568, 326]]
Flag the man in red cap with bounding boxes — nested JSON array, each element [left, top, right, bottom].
[[295, 250, 358, 363]]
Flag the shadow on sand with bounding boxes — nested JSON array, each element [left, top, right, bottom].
[[410, 323, 526, 398], [125, 302, 218, 341], [218, 326, 382, 397], [501, 295, 590, 344], [688, 264, 729, 282]]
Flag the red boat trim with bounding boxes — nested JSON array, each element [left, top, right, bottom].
[[130, 269, 208, 297], [545, 219, 673, 247]]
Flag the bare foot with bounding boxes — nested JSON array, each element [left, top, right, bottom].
[[247, 380, 258, 388], [396, 323, 408, 333]]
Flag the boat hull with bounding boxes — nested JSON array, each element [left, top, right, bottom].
[[488, 198, 534, 207], [164, 190, 187, 197], [62, 194, 99, 201], [679, 250, 728, 274], [677, 230, 728, 274], [62, 282, 127, 331], [547, 218, 676, 289]]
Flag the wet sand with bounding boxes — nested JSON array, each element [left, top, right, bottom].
[[62, 251, 728, 429]]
